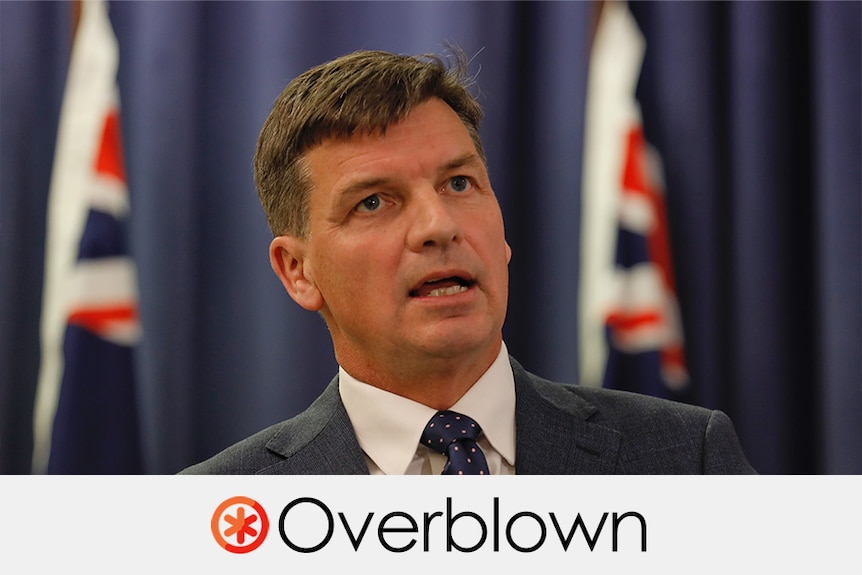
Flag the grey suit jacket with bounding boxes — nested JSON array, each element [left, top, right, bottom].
[[180, 357, 756, 474]]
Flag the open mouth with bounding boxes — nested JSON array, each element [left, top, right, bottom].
[[409, 276, 475, 298]]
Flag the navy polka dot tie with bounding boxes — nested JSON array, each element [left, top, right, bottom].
[[421, 411, 490, 475]]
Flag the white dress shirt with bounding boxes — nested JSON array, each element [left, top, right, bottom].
[[339, 342, 516, 475]]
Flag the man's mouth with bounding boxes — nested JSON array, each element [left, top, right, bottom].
[[410, 277, 475, 298]]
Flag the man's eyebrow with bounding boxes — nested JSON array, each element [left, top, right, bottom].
[[441, 153, 484, 173], [339, 176, 391, 200]]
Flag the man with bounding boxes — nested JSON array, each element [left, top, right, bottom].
[[181, 50, 755, 475]]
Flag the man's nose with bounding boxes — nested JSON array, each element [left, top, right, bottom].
[[406, 187, 463, 251]]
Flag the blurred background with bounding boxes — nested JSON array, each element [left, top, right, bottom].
[[1, 1, 860, 475]]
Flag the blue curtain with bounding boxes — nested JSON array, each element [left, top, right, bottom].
[[1, 1, 859, 474]]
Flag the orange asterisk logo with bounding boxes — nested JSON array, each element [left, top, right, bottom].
[[211, 496, 270, 553]]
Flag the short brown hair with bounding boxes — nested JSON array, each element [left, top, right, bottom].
[[254, 49, 485, 238]]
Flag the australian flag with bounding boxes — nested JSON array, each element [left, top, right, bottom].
[[33, 0, 143, 473], [579, 1, 688, 399]]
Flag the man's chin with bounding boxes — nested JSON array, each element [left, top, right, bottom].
[[409, 325, 502, 360]]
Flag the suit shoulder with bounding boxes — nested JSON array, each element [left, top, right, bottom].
[[513, 363, 755, 474], [178, 383, 338, 475], [178, 419, 289, 475], [566, 384, 713, 424], [566, 385, 755, 474], [178, 376, 366, 475], [516, 363, 711, 426]]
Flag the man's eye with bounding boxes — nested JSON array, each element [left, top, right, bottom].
[[448, 176, 471, 193], [357, 194, 382, 212]]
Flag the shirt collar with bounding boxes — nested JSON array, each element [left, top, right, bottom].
[[339, 342, 516, 475]]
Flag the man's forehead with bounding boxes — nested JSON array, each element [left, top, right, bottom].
[[307, 100, 481, 176]]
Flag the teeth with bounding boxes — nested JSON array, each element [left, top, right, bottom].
[[428, 285, 468, 297]]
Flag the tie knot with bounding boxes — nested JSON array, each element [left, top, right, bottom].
[[420, 410, 490, 475], [421, 410, 482, 455]]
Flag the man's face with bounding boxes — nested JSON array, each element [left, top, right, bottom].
[[272, 98, 511, 379]]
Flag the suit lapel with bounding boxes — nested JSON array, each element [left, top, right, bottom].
[[263, 377, 370, 474], [512, 359, 621, 474]]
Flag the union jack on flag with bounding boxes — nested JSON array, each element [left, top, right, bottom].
[[579, 1, 688, 397], [33, 0, 143, 473]]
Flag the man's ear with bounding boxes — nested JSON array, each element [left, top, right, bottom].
[[269, 235, 324, 311]]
